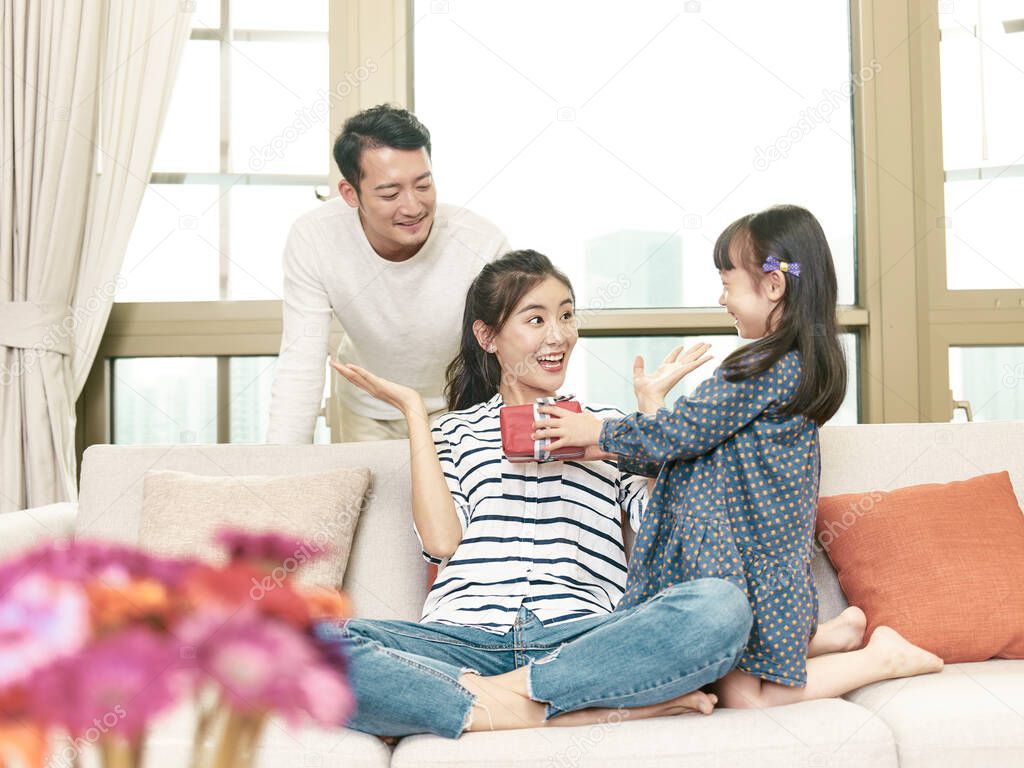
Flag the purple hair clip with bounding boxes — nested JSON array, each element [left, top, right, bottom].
[[762, 255, 801, 277]]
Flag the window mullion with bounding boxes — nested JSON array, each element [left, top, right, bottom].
[[219, 0, 231, 302], [217, 356, 231, 442], [217, 0, 232, 442]]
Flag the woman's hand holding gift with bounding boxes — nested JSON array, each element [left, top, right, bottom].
[[632, 342, 713, 413]]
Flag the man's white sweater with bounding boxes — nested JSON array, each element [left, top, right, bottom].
[[267, 199, 509, 443]]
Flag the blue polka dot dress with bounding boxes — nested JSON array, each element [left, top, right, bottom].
[[600, 349, 821, 687]]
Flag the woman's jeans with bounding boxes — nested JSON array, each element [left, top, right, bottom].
[[313, 577, 753, 739]]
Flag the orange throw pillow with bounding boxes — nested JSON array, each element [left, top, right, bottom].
[[816, 471, 1024, 663]]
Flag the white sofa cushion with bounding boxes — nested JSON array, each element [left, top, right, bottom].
[[390, 699, 898, 768], [844, 659, 1024, 768]]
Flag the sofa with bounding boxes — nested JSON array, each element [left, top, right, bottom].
[[5, 420, 1024, 767]]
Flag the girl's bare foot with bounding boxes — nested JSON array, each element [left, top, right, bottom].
[[808, 606, 868, 657], [867, 625, 944, 678]]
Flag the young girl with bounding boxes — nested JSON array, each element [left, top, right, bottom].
[[535, 205, 944, 708], [323, 249, 753, 737]]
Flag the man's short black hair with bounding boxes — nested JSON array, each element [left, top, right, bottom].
[[333, 104, 432, 192]]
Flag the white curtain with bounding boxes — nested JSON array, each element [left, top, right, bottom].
[[0, 0, 192, 513]]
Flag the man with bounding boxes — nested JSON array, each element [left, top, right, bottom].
[[267, 105, 510, 443]]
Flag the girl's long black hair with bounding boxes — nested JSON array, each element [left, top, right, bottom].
[[445, 250, 574, 411], [713, 204, 847, 426]]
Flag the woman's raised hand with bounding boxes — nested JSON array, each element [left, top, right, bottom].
[[632, 342, 713, 411], [330, 360, 425, 417]]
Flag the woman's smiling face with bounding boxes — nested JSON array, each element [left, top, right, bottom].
[[484, 276, 578, 405]]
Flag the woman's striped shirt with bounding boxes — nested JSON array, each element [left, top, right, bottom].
[[417, 393, 649, 634]]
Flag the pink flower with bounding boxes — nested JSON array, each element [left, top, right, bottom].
[[0, 541, 190, 595], [182, 562, 311, 628], [294, 665, 356, 726], [0, 573, 90, 688], [178, 608, 353, 727], [214, 529, 329, 566], [28, 627, 185, 737]]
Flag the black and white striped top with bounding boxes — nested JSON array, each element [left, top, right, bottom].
[[417, 394, 649, 634]]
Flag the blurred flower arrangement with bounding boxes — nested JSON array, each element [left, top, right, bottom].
[[0, 531, 354, 768]]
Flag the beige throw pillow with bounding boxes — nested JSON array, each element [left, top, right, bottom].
[[139, 467, 372, 588]]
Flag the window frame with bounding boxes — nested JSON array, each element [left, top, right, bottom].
[[85, 0, 942, 461], [912, 0, 1024, 420]]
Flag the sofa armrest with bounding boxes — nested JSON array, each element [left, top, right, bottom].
[[0, 502, 77, 559]]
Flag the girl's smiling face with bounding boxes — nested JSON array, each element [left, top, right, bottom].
[[475, 276, 578, 405], [718, 241, 785, 339]]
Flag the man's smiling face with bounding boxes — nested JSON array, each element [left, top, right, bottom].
[[339, 145, 437, 261]]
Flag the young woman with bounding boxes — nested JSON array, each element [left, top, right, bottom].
[[315, 249, 752, 738]]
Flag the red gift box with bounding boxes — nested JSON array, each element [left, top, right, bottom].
[[499, 397, 585, 462]]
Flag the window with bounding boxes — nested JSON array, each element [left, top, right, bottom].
[[949, 346, 1024, 422], [939, 0, 1024, 290], [413, 0, 857, 309], [106, 1, 330, 444], [414, 0, 860, 422], [924, 0, 1024, 423], [112, 356, 331, 444], [119, 2, 329, 302], [113, 357, 219, 444]]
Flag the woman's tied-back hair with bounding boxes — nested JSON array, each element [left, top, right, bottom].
[[713, 204, 847, 426], [445, 250, 574, 412]]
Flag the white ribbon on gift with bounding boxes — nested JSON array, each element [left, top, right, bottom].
[[533, 394, 573, 462]]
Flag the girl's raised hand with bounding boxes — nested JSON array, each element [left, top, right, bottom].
[[633, 342, 713, 408], [330, 360, 425, 417]]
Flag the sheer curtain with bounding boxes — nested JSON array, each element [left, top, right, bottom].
[[0, 0, 192, 513]]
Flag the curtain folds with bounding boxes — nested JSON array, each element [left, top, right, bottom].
[[1, 0, 192, 513]]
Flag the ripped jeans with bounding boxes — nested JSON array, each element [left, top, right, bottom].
[[313, 578, 753, 739]]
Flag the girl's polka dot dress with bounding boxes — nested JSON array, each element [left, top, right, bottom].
[[601, 349, 821, 687]]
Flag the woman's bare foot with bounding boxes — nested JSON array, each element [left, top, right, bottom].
[[808, 606, 868, 657], [460, 667, 718, 732], [867, 625, 944, 678], [644, 689, 718, 717], [547, 690, 717, 728]]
